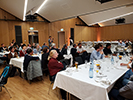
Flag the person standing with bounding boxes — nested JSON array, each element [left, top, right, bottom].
[[48, 36, 53, 47], [69, 37, 73, 46]]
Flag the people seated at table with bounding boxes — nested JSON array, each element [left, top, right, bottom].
[[50, 43, 60, 53], [118, 40, 125, 47], [31, 43, 36, 49], [0, 43, 8, 52], [19, 43, 23, 51], [50, 43, 62, 60], [125, 40, 129, 47], [8, 43, 13, 50], [12, 39, 17, 46], [26, 43, 31, 50], [77, 43, 86, 55], [19, 44, 27, 57], [61, 44, 67, 55], [33, 44, 41, 54], [48, 50, 64, 78], [48, 50, 66, 100], [121, 64, 133, 86], [42, 43, 49, 50], [90, 44, 103, 61], [103, 43, 112, 56], [109, 63, 133, 100], [14, 45, 19, 55], [120, 49, 133, 68], [77, 43, 87, 63], [23, 48, 39, 72], [7, 46, 18, 64], [41, 47, 49, 75]]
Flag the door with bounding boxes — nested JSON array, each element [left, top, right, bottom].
[[15, 26, 22, 45], [58, 31, 65, 49]]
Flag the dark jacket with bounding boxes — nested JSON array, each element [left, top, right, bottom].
[[23, 54, 39, 71], [70, 48, 77, 57], [61, 48, 67, 55], [48, 58, 64, 76], [41, 53, 49, 70], [103, 47, 112, 55]]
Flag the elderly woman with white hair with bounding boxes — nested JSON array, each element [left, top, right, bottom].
[[48, 50, 66, 100]]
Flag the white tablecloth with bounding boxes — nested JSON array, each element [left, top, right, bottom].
[[53, 57, 129, 100], [9, 54, 42, 73], [9, 57, 24, 72], [0, 52, 10, 56]]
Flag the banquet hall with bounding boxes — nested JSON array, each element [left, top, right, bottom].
[[0, 0, 133, 100]]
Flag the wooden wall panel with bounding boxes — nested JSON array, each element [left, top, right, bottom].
[[1, 8, 133, 48], [75, 26, 97, 43], [100, 24, 133, 41], [48, 18, 84, 48]]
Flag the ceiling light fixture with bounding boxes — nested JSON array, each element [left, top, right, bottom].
[[23, 0, 28, 21], [36, 0, 47, 13], [89, 12, 133, 25]]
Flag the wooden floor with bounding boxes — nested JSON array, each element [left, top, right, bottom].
[[0, 65, 80, 100]]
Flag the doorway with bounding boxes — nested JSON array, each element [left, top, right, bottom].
[[58, 31, 65, 49], [28, 30, 39, 44]]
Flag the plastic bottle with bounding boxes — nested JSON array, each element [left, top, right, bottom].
[[90, 62, 94, 69], [117, 53, 119, 59], [111, 56, 114, 65], [89, 68, 93, 78]]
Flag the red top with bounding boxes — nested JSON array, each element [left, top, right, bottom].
[[19, 50, 26, 57], [48, 58, 64, 76]]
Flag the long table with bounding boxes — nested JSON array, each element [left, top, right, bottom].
[[53, 57, 129, 100]]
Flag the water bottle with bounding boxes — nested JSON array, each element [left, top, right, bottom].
[[111, 56, 114, 65], [117, 53, 119, 59], [90, 62, 94, 69], [89, 68, 93, 78]]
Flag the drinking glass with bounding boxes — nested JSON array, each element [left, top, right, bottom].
[[85, 60, 88, 68], [75, 62, 78, 71]]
